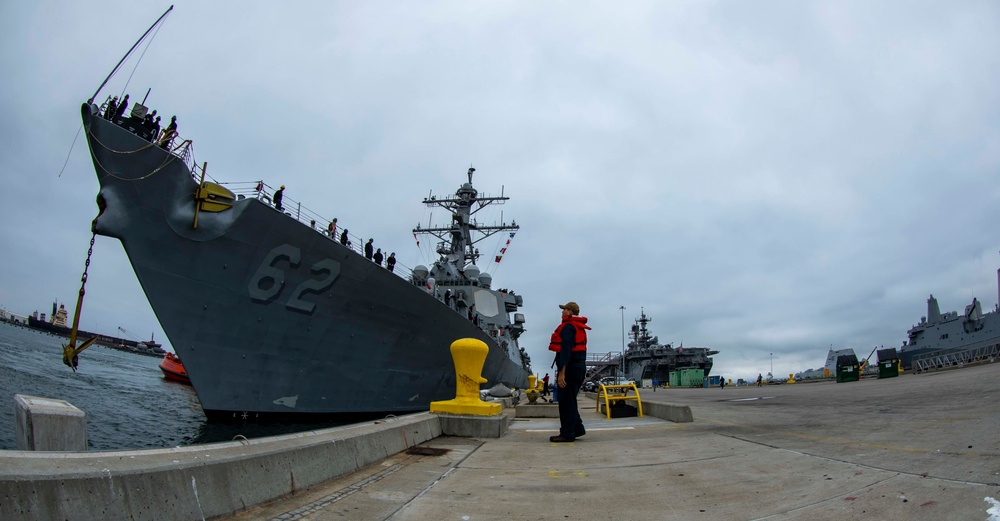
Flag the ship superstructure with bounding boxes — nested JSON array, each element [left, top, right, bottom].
[[622, 310, 717, 383], [898, 271, 1000, 370], [410, 168, 529, 371]]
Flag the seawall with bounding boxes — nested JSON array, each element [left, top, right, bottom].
[[0, 413, 440, 520]]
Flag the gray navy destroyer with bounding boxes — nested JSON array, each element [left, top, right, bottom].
[[896, 269, 1000, 371], [79, 100, 530, 421], [623, 310, 717, 382]]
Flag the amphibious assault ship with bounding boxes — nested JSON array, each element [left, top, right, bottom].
[[897, 269, 1000, 371], [79, 99, 530, 421], [623, 310, 717, 382]]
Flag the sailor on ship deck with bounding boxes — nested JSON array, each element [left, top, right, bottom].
[[273, 185, 284, 211]]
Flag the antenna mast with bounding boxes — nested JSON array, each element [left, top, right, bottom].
[[88, 5, 174, 104]]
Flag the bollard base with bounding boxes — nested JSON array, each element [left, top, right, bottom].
[[14, 394, 88, 451], [514, 403, 560, 418], [430, 398, 502, 416], [435, 412, 510, 438]]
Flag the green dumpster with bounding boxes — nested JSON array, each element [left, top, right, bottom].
[[877, 348, 899, 379], [836, 354, 860, 383]]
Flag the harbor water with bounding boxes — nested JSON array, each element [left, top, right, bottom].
[[0, 321, 341, 451]]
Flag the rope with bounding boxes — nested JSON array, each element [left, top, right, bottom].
[[85, 124, 183, 182], [57, 125, 83, 178], [118, 14, 167, 99]]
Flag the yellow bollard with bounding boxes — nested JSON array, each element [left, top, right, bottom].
[[786, 373, 796, 384], [524, 375, 541, 404], [430, 338, 502, 416], [897, 359, 904, 374]]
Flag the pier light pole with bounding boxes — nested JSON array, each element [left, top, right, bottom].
[[770, 352, 773, 376], [620, 305, 626, 377]]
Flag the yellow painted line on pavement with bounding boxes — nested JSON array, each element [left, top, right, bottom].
[[525, 427, 636, 433], [548, 470, 588, 478]]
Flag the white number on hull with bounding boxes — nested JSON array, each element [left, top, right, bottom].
[[248, 244, 340, 313]]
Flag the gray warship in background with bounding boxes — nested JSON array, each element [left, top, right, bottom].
[[623, 310, 717, 382], [897, 269, 1000, 371], [80, 100, 531, 421]]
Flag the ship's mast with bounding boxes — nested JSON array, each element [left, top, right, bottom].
[[413, 167, 519, 266], [630, 309, 654, 349]]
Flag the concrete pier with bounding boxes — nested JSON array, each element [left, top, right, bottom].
[[436, 410, 511, 438], [3, 362, 999, 520], [219, 362, 1000, 521]]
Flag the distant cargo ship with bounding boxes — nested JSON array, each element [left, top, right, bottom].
[[21, 302, 164, 358]]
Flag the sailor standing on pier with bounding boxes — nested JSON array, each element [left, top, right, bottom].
[[548, 301, 590, 443]]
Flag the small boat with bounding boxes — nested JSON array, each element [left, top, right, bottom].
[[159, 352, 191, 385]]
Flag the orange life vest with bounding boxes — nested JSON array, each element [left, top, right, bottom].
[[548, 315, 590, 352]]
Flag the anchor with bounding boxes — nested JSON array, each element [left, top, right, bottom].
[[62, 228, 99, 371], [192, 162, 235, 229]]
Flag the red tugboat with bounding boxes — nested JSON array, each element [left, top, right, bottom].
[[159, 352, 191, 385]]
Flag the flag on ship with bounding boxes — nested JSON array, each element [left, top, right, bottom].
[[494, 231, 516, 263]]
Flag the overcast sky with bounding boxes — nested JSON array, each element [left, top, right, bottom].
[[1, 1, 998, 383]]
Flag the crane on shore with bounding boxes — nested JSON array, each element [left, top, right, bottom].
[[118, 326, 156, 345]]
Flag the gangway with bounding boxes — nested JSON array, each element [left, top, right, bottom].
[[913, 343, 999, 372], [582, 352, 622, 386]]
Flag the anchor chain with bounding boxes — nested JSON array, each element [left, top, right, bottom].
[[80, 231, 95, 289]]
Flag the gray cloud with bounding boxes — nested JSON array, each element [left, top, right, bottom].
[[1, 1, 997, 383]]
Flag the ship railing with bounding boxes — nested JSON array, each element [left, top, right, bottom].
[[586, 352, 618, 363], [910, 337, 1000, 362], [96, 97, 194, 166], [95, 100, 424, 292], [94, 100, 420, 286], [912, 343, 999, 372], [582, 352, 623, 383], [198, 178, 415, 282]]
